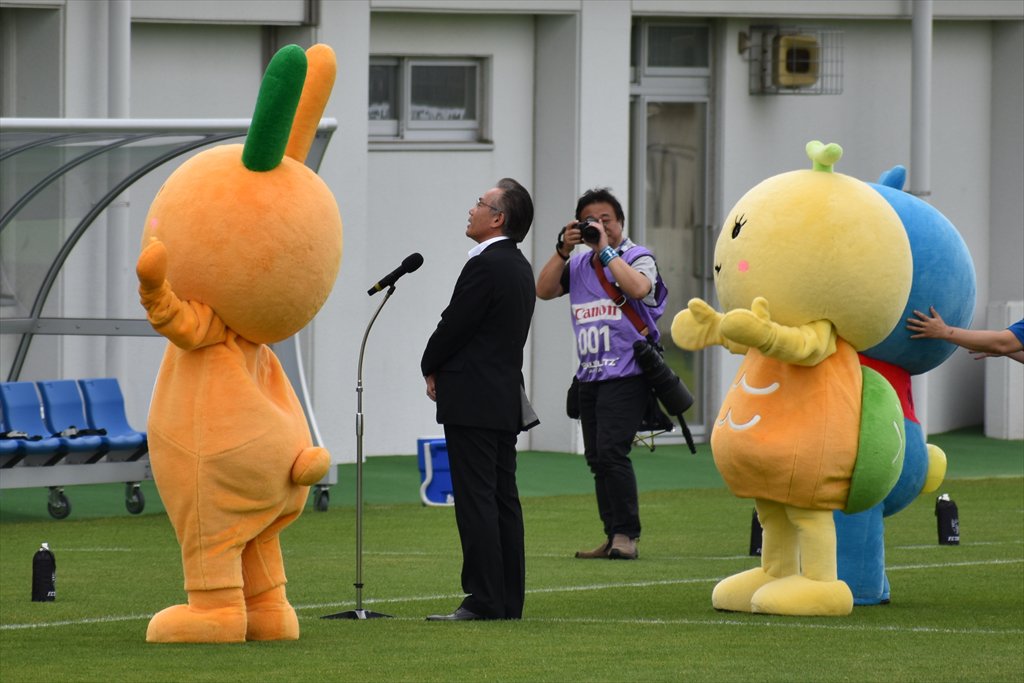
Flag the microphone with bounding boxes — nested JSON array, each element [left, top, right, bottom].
[[367, 253, 424, 295]]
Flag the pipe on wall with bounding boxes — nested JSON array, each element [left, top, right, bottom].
[[910, 0, 933, 435]]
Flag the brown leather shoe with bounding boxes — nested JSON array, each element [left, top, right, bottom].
[[574, 540, 610, 559], [608, 534, 638, 560]]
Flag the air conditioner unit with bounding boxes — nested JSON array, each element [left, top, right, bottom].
[[772, 34, 820, 87], [741, 25, 842, 95]]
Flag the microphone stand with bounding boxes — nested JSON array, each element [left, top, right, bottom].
[[322, 284, 397, 620]]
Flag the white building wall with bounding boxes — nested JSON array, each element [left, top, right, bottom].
[[529, 12, 582, 455], [711, 15, 1017, 435], [313, 0, 372, 463], [922, 21, 995, 432], [2, 0, 1021, 456], [352, 11, 538, 457]]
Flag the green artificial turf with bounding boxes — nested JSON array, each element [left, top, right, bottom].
[[1, 426, 1016, 521], [0, 428, 1021, 682]]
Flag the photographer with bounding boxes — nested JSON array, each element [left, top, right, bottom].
[[536, 187, 667, 560]]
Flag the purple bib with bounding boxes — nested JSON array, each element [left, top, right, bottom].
[[568, 247, 666, 382]]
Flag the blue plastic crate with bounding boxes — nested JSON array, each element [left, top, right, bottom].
[[416, 437, 453, 506]]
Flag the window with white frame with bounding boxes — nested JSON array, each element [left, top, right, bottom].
[[369, 57, 485, 142], [630, 22, 710, 85]]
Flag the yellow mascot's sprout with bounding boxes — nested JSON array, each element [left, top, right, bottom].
[[671, 141, 912, 617]]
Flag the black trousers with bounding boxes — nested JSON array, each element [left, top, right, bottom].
[[578, 374, 648, 540], [443, 424, 525, 619]]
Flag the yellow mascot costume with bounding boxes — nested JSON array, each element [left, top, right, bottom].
[[672, 142, 912, 617], [138, 44, 342, 643]]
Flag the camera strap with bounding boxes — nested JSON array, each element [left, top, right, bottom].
[[591, 252, 650, 338]]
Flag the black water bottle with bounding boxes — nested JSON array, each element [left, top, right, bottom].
[[936, 494, 960, 545], [749, 508, 762, 556], [31, 542, 56, 602]]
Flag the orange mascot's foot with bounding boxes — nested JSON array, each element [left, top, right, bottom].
[[146, 587, 246, 643], [245, 585, 300, 641]]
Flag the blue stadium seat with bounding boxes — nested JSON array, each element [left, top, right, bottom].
[[37, 380, 109, 464], [0, 382, 69, 466], [0, 410, 26, 468], [77, 378, 147, 462]]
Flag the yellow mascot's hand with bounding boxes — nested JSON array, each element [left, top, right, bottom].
[[721, 297, 774, 348], [671, 298, 749, 354], [136, 238, 168, 293], [722, 297, 836, 366]]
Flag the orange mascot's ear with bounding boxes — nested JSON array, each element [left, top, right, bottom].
[[285, 44, 338, 164]]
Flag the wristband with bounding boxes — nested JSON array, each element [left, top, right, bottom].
[[555, 228, 570, 260], [598, 246, 619, 266]]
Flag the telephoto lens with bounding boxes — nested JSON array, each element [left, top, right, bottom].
[[633, 341, 693, 415], [633, 341, 697, 453]]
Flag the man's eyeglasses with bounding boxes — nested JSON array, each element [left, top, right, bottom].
[[477, 199, 502, 213]]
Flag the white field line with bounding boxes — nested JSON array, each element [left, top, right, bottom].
[[522, 616, 1024, 636], [892, 540, 1024, 550], [2, 557, 1021, 633]]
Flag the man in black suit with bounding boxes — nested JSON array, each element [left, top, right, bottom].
[[421, 178, 537, 621]]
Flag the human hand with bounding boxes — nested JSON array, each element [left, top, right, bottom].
[[558, 220, 583, 257], [571, 216, 608, 252], [425, 374, 437, 402], [586, 217, 610, 251], [906, 306, 950, 340]]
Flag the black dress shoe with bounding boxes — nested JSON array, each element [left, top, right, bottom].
[[425, 606, 486, 621]]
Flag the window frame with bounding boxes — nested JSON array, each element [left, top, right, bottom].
[[369, 56, 487, 144], [631, 21, 711, 84]]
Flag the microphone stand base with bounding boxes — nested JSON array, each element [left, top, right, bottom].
[[321, 609, 393, 620]]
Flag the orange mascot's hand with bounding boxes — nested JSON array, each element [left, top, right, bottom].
[[137, 238, 169, 293], [291, 446, 331, 486]]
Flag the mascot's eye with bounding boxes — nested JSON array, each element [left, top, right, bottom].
[[731, 214, 747, 239]]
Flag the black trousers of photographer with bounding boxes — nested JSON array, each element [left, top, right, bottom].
[[578, 374, 649, 541]]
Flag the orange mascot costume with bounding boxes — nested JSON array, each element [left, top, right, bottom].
[[137, 44, 342, 643]]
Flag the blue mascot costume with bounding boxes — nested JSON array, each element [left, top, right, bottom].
[[834, 165, 976, 605]]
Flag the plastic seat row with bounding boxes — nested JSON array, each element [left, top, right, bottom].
[[0, 378, 147, 469]]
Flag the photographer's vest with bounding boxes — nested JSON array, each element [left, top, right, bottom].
[[568, 245, 666, 383]]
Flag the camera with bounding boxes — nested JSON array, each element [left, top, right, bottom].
[[633, 340, 697, 453], [577, 217, 602, 245], [633, 341, 693, 416]]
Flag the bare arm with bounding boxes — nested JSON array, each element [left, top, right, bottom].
[[605, 251, 653, 300], [971, 349, 1024, 364], [907, 306, 1023, 355], [536, 253, 568, 300], [536, 220, 578, 300]]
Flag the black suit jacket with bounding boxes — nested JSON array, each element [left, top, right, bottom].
[[421, 239, 536, 433]]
